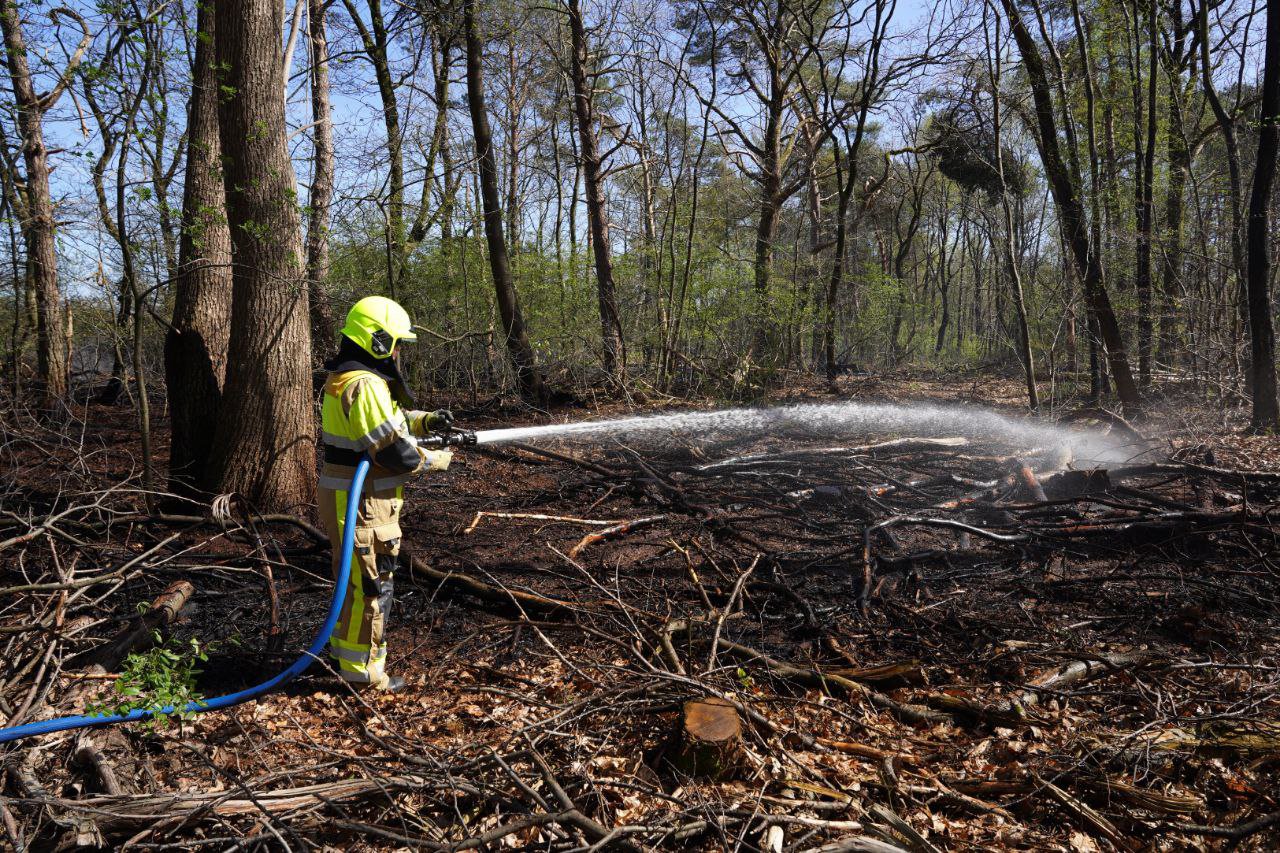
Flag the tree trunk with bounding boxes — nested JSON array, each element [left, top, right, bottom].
[[1000, 0, 1140, 411], [0, 2, 87, 408], [565, 0, 623, 384], [824, 144, 855, 381], [749, 73, 785, 365], [462, 0, 543, 401], [987, 11, 1037, 409], [208, 0, 316, 510], [505, 42, 521, 257], [1133, 0, 1158, 386], [1160, 86, 1189, 367], [1246, 0, 1280, 429], [753, 173, 781, 362], [1198, 0, 1248, 339], [166, 0, 232, 494], [306, 0, 335, 358]]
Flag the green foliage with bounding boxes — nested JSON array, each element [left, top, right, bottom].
[[239, 219, 270, 241], [87, 631, 214, 731]]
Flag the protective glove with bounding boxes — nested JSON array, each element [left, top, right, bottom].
[[425, 409, 454, 429], [417, 448, 452, 472]]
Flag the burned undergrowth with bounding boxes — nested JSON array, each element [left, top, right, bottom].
[[1, 380, 1279, 851]]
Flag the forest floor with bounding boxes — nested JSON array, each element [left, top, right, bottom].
[[2, 371, 1279, 852]]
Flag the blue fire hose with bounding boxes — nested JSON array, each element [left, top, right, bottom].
[[0, 458, 368, 745]]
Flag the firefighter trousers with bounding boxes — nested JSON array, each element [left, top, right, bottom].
[[320, 485, 402, 688]]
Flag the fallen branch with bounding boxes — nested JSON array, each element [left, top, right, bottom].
[[1037, 775, 1137, 851], [407, 554, 580, 617], [464, 511, 623, 534], [797, 835, 911, 853], [567, 515, 667, 558], [35, 773, 434, 831], [714, 638, 947, 725], [1151, 810, 1280, 845]]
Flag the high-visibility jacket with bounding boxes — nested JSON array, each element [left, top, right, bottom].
[[319, 368, 433, 686], [320, 370, 431, 500]]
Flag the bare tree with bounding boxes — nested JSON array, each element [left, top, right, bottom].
[[983, 4, 1037, 409], [340, 0, 451, 296], [797, 0, 900, 380], [81, 3, 162, 499], [207, 0, 316, 510], [463, 0, 543, 401], [305, 0, 335, 356], [339, 0, 406, 295], [677, 0, 830, 367], [0, 1, 90, 407], [564, 0, 624, 383], [1196, 0, 1247, 327], [998, 0, 1140, 410]]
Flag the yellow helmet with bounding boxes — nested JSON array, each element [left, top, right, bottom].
[[341, 296, 417, 358]]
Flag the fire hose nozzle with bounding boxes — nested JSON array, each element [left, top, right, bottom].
[[418, 428, 477, 449]]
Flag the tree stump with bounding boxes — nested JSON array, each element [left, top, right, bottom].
[[1042, 469, 1112, 500], [671, 697, 742, 780]]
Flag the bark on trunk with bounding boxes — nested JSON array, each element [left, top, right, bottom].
[[566, 0, 624, 384], [748, 65, 786, 365], [1246, 0, 1280, 429], [1133, 0, 1158, 386], [1159, 88, 1189, 366], [306, 0, 335, 358], [167, 0, 232, 494], [824, 145, 856, 381], [462, 0, 543, 401], [208, 0, 316, 511], [752, 124, 782, 363]]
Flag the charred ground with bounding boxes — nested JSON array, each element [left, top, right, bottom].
[[1, 375, 1278, 851]]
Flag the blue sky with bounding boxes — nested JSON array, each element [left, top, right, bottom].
[[10, 0, 1264, 305]]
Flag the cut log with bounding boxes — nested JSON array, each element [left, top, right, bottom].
[[671, 697, 742, 780], [66, 581, 194, 672], [60, 582, 195, 714]]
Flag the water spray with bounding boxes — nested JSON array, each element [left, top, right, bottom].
[[464, 400, 1146, 467]]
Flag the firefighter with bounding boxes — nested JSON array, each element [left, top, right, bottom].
[[319, 296, 453, 692]]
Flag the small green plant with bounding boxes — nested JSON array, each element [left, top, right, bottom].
[[736, 666, 754, 690], [88, 631, 212, 731]]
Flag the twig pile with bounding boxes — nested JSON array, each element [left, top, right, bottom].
[[2, 406, 1279, 850]]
